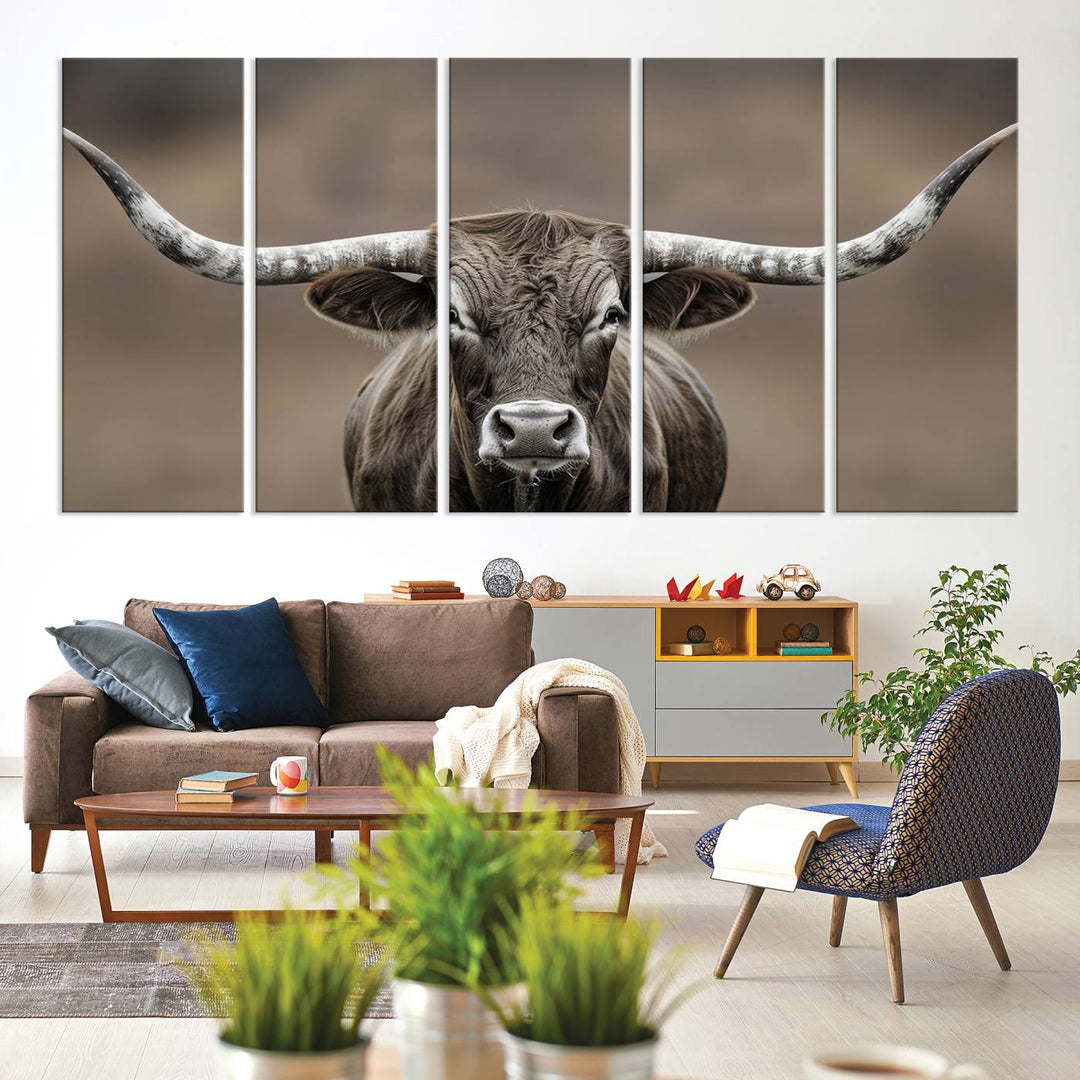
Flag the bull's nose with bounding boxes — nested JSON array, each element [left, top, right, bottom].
[[478, 399, 590, 469]]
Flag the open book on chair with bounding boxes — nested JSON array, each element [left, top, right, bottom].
[[710, 804, 859, 892]]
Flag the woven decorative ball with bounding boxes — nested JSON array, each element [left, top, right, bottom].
[[686, 624, 706, 644], [713, 636, 733, 655], [553, 581, 567, 600], [800, 622, 820, 642], [482, 557, 524, 598], [782, 622, 801, 642], [531, 575, 556, 602], [515, 580, 533, 600]]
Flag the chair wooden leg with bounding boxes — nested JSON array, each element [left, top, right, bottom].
[[829, 895, 847, 947], [30, 826, 51, 874], [962, 878, 1011, 971], [714, 886, 765, 978], [878, 898, 905, 1004]]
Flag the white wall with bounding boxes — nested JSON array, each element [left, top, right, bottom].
[[2, 0, 1078, 765]]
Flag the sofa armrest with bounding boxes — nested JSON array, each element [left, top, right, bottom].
[[24, 672, 118, 826], [535, 686, 620, 794]]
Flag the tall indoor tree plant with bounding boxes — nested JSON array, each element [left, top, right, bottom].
[[317, 750, 597, 1080], [825, 565, 1080, 773]]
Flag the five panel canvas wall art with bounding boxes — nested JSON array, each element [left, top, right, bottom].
[[61, 58, 1018, 515]]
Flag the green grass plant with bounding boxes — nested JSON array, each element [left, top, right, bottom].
[[183, 908, 388, 1053]]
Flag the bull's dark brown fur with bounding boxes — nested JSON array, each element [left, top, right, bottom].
[[307, 210, 755, 512]]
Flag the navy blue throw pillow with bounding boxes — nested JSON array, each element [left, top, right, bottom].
[[153, 598, 329, 732]]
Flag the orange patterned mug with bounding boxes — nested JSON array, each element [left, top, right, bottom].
[[270, 755, 308, 796]]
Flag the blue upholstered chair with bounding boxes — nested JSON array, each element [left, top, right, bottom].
[[695, 670, 1061, 1003]]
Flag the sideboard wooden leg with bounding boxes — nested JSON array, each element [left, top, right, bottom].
[[825, 762, 841, 785], [648, 761, 662, 789], [837, 762, 859, 799]]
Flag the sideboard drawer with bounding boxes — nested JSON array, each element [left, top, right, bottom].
[[655, 660, 852, 710], [655, 709, 852, 757]]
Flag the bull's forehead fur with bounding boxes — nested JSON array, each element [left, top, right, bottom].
[[449, 210, 629, 326]]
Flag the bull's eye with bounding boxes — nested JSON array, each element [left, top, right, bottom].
[[448, 306, 460, 326], [602, 306, 623, 328]]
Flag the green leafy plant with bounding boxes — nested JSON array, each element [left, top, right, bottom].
[[316, 748, 598, 989], [183, 908, 389, 1053], [482, 898, 699, 1047], [824, 565, 1080, 774]]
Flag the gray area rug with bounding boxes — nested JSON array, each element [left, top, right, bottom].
[[0, 923, 393, 1019]]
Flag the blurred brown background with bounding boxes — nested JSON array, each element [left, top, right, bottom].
[[256, 59, 436, 511], [451, 59, 629, 220], [63, 59, 243, 511], [645, 59, 824, 512], [837, 59, 1017, 512]]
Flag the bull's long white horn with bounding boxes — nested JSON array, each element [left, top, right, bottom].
[[643, 124, 1017, 284], [63, 128, 429, 283]]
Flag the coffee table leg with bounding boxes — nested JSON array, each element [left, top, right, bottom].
[[83, 812, 115, 923], [617, 811, 645, 919], [315, 829, 332, 864], [358, 819, 372, 910]]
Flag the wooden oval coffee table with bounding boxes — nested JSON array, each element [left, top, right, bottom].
[[74, 787, 653, 923]]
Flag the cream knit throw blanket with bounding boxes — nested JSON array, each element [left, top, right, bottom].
[[433, 658, 666, 865]]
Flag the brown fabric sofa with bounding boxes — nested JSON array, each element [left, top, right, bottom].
[[24, 597, 620, 871]]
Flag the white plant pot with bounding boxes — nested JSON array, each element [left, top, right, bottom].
[[500, 1030, 657, 1080], [216, 1037, 367, 1080], [392, 978, 504, 1080]]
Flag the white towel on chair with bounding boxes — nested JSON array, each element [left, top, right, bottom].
[[433, 658, 666, 865]]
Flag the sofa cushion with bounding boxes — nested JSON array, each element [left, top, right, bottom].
[[46, 619, 194, 732], [326, 599, 532, 722], [153, 599, 330, 732], [93, 722, 323, 794], [124, 598, 328, 705], [319, 721, 438, 786]]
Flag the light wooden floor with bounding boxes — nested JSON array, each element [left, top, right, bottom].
[[1, 777, 1077, 1079]]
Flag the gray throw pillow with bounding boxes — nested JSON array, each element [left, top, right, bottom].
[[46, 619, 195, 732]]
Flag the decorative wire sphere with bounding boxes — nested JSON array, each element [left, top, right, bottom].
[[515, 580, 534, 600], [482, 557, 524, 598], [800, 622, 821, 642], [552, 581, 566, 600], [686, 624, 706, 644], [713, 636, 733, 655], [531, 575, 556, 602], [782, 622, 802, 642]]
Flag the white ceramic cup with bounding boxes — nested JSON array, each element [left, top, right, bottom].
[[270, 755, 309, 796], [804, 1044, 990, 1079]]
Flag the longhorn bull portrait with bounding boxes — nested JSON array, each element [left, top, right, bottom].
[[63, 123, 1016, 512]]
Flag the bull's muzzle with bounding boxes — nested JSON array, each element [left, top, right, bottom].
[[478, 399, 590, 475]]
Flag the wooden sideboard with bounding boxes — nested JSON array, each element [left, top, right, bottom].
[[364, 594, 859, 797]]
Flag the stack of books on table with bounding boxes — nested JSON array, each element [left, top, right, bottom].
[[775, 640, 833, 656], [175, 771, 258, 804], [392, 580, 465, 600]]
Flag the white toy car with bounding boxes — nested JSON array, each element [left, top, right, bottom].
[[757, 564, 821, 601]]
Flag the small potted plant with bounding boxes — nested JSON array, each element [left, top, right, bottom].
[[318, 750, 596, 1080], [184, 907, 389, 1080], [485, 899, 699, 1080]]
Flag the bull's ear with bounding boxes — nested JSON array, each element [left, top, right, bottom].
[[643, 268, 755, 343], [305, 269, 435, 343]]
